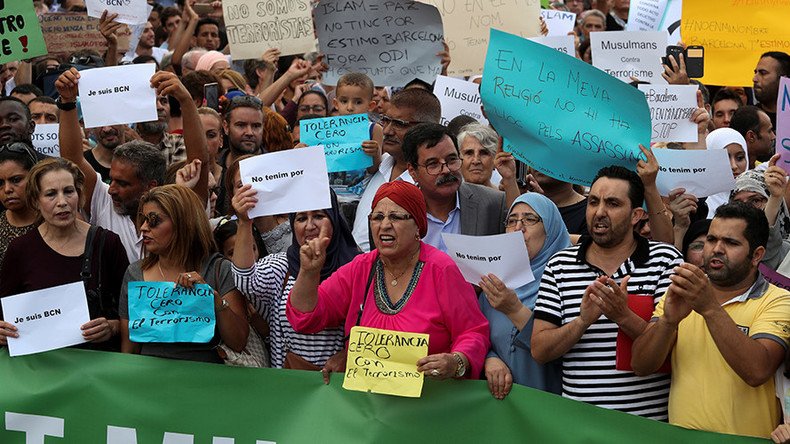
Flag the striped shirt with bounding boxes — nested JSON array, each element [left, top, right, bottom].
[[534, 236, 682, 420], [233, 253, 344, 368]]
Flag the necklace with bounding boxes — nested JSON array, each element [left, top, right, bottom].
[[157, 261, 166, 280], [383, 248, 420, 286]]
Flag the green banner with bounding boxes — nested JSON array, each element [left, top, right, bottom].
[[0, 0, 48, 64], [0, 349, 768, 443]]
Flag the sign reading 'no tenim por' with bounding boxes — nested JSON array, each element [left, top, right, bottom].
[[315, 0, 444, 86]]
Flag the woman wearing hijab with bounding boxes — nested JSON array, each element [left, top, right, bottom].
[[478, 193, 570, 399], [231, 187, 359, 369], [287, 181, 490, 381], [705, 127, 749, 218]]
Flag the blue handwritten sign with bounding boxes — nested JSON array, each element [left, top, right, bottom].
[[481, 29, 651, 186], [301, 114, 372, 173], [127, 281, 216, 343]]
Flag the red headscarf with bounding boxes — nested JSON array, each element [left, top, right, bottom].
[[371, 181, 428, 238]]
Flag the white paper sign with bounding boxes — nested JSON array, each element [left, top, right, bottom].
[[239, 146, 331, 218], [591, 31, 668, 84], [1, 282, 90, 357], [78, 64, 157, 129], [124, 4, 154, 60], [627, 0, 682, 43], [540, 10, 576, 36], [528, 35, 576, 57], [223, 0, 316, 59], [31, 123, 60, 157], [86, 0, 150, 25], [653, 148, 736, 197], [638, 84, 697, 142], [434, 75, 488, 126], [442, 232, 534, 289]]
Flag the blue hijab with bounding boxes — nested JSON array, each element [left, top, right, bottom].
[[510, 193, 571, 308]]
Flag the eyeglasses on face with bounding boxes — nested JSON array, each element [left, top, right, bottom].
[[380, 115, 419, 131], [504, 213, 542, 228], [418, 156, 462, 176], [368, 212, 413, 223]]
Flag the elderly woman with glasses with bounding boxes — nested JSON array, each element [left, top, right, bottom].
[[287, 181, 490, 380]]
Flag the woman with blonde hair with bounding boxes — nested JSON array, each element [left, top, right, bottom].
[[119, 184, 249, 362], [217, 68, 249, 94]]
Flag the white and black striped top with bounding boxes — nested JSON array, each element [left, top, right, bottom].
[[233, 253, 344, 368], [534, 236, 683, 421]]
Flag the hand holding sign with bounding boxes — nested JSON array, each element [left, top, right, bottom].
[[479, 274, 522, 316], [231, 184, 258, 222], [99, 10, 123, 46], [55, 68, 80, 103], [0, 320, 18, 345], [416, 352, 462, 380], [636, 144, 658, 188], [80, 317, 114, 343], [666, 188, 697, 229], [299, 222, 331, 274], [764, 154, 787, 200], [151, 71, 191, 104]]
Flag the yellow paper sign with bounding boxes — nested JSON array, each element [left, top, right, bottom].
[[419, 0, 541, 77], [343, 326, 429, 398], [682, 1, 790, 86]]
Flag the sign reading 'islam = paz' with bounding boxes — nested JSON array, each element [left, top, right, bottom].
[[315, 0, 444, 86], [481, 29, 651, 186]]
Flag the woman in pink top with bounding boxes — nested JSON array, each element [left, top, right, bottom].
[[287, 181, 490, 380]]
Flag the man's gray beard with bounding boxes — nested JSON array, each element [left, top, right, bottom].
[[137, 121, 167, 136]]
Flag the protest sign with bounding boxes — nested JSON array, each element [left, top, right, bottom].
[[540, 9, 576, 37], [682, 2, 790, 87], [78, 64, 157, 128], [39, 13, 131, 55], [627, 0, 682, 42], [86, 0, 150, 25], [315, 0, 444, 86], [126, 281, 216, 343], [637, 84, 697, 143], [481, 29, 651, 186], [528, 35, 576, 57], [1, 282, 89, 357], [123, 3, 153, 60], [223, 0, 315, 59], [421, 0, 540, 77], [434, 75, 488, 126], [300, 114, 373, 173], [239, 146, 331, 218], [777, 77, 790, 175], [442, 232, 534, 289], [0, 0, 47, 64], [591, 31, 668, 84], [653, 148, 735, 198], [344, 326, 428, 398], [31, 123, 60, 157]]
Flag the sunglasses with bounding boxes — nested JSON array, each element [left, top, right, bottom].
[[0, 142, 38, 167], [138, 211, 167, 228]]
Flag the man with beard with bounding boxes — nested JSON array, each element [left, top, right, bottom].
[[136, 94, 185, 166], [632, 202, 789, 438], [531, 165, 682, 420], [84, 124, 126, 184], [123, 21, 169, 64], [753, 51, 790, 131], [730, 105, 777, 169], [351, 89, 440, 252], [403, 123, 507, 253], [56, 69, 209, 263]]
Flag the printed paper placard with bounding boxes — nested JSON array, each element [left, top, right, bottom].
[[78, 64, 157, 128]]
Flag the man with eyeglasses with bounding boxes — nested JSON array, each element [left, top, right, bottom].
[[351, 89, 441, 252], [402, 123, 507, 253]]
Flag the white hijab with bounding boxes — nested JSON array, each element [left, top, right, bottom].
[[705, 128, 749, 218]]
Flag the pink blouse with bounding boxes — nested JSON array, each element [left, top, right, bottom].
[[286, 242, 490, 378]]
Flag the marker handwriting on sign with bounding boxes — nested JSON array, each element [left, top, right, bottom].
[[345, 327, 427, 381]]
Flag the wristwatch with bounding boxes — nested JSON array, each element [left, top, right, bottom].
[[453, 352, 466, 378], [56, 97, 77, 111], [216, 297, 230, 312]]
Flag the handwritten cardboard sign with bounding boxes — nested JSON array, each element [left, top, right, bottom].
[[434, 75, 488, 126], [481, 29, 651, 186], [315, 0, 444, 86], [223, 0, 315, 59], [420, 0, 540, 77], [39, 13, 131, 55], [442, 232, 534, 289], [239, 145, 331, 218], [777, 77, 790, 174], [344, 326, 429, 398], [127, 281, 216, 343], [86, 0, 150, 25], [682, 2, 790, 87], [1, 282, 90, 357], [528, 35, 576, 57], [638, 84, 697, 143], [31, 123, 60, 157], [0, 0, 47, 64], [300, 114, 372, 173], [653, 148, 736, 197], [78, 64, 157, 128], [540, 9, 576, 36], [591, 31, 668, 84]]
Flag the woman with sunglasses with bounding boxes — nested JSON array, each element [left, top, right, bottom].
[[287, 181, 490, 381], [232, 186, 358, 369], [118, 184, 249, 362], [0, 142, 38, 268], [478, 193, 570, 399], [0, 158, 129, 350]]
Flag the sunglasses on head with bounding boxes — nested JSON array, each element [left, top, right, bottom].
[[0, 142, 37, 167]]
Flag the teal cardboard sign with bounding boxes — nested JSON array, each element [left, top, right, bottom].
[[127, 281, 216, 343], [301, 114, 373, 173], [0, 0, 48, 63], [481, 29, 651, 186]]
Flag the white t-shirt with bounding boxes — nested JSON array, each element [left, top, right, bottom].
[[122, 46, 169, 64], [90, 172, 142, 263]]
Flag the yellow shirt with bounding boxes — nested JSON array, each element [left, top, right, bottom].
[[653, 280, 790, 438]]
